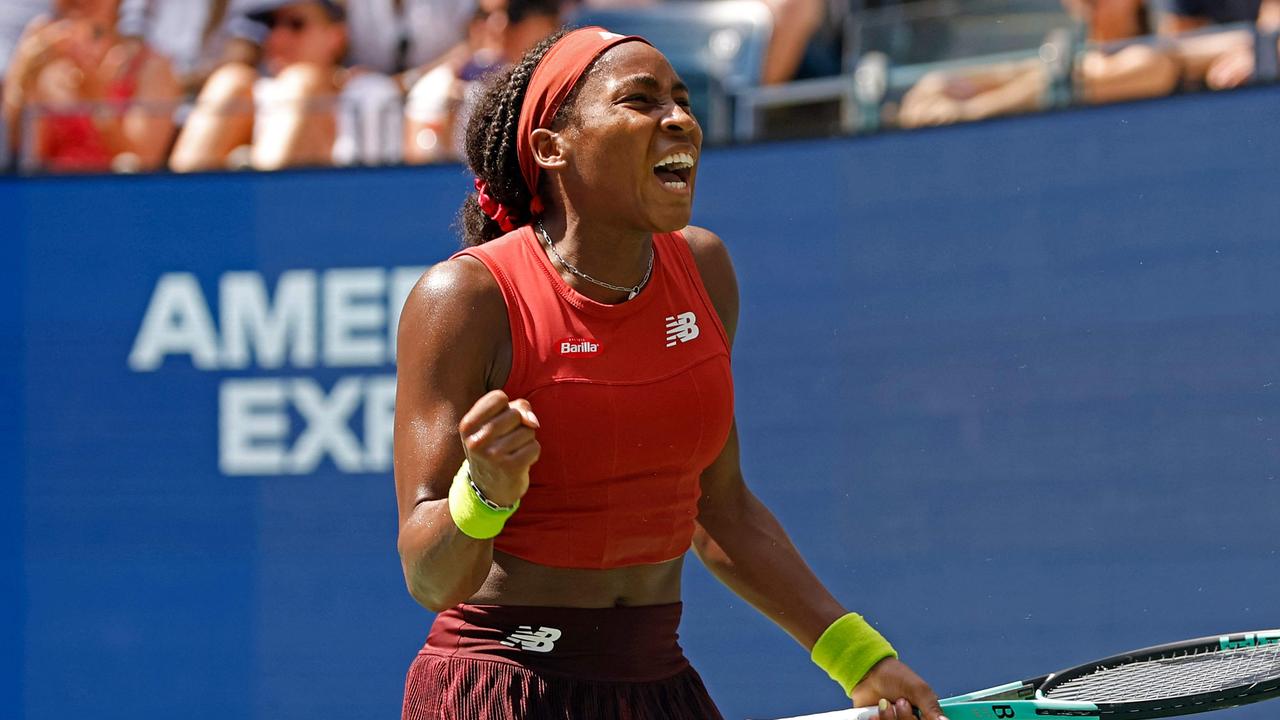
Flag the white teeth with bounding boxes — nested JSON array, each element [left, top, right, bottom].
[[662, 180, 688, 190], [654, 151, 696, 171]]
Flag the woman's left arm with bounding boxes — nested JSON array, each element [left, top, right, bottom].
[[683, 226, 946, 720]]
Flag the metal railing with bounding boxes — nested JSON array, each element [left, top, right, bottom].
[[733, 17, 1280, 144], [5, 7, 1279, 173], [12, 91, 405, 174]]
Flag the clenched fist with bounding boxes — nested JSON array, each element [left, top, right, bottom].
[[458, 390, 541, 508]]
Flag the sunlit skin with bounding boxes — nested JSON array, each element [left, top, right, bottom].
[[37, 0, 123, 77], [394, 38, 947, 720], [167, 0, 344, 171], [2, 0, 178, 168], [261, 2, 346, 76], [401, 0, 563, 164], [53, 0, 119, 27], [531, 42, 701, 300], [1062, 0, 1145, 42]]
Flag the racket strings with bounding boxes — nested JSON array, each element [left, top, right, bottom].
[[1044, 643, 1280, 703]]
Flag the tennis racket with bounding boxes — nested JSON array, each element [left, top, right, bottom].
[[775, 629, 1280, 720]]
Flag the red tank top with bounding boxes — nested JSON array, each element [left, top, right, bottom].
[[42, 48, 145, 172], [455, 226, 734, 569]]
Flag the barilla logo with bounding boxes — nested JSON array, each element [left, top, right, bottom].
[[559, 337, 601, 356], [1220, 632, 1280, 650]]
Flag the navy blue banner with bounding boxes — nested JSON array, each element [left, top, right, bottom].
[[3, 86, 1279, 720]]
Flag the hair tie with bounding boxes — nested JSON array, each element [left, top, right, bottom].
[[474, 178, 517, 233]]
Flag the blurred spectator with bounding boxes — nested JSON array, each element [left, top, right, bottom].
[[169, 0, 479, 170], [577, 0, 826, 85], [331, 0, 481, 164], [1154, 0, 1280, 90], [2, 0, 181, 171], [169, 0, 349, 171], [759, 0, 827, 84], [898, 0, 1179, 128], [345, 0, 477, 84], [403, 0, 561, 163], [116, 0, 263, 94]]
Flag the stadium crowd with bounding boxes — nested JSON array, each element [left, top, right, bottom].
[[0, 0, 1275, 173], [897, 0, 1280, 128]]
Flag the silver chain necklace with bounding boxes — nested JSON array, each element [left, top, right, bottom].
[[536, 222, 654, 301]]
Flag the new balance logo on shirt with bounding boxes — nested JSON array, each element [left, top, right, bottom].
[[554, 313, 700, 354], [665, 311, 699, 347], [500, 626, 562, 653]]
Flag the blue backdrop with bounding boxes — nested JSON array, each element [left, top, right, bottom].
[[2, 85, 1278, 720]]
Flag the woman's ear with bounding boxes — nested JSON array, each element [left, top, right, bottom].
[[530, 127, 568, 171]]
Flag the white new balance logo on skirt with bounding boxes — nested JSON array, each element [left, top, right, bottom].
[[665, 312, 699, 347], [500, 626, 562, 653]]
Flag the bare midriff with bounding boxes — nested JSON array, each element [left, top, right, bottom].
[[468, 551, 685, 608]]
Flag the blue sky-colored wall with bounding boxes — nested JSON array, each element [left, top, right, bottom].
[[3, 86, 1278, 720]]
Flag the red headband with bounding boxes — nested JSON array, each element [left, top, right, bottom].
[[515, 27, 649, 213]]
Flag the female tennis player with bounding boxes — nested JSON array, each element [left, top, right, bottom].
[[393, 26, 947, 720]]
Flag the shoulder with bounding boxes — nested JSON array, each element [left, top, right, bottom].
[[398, 254, 507, 359], [678, 225, 734, 279], [403, 253, 504, 325], [679, 224, 727, 257], [676, 225, 738, 343]]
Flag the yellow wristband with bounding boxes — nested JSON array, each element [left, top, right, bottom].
[[811, 612, 898, 697], [447, 460, 519, 539]]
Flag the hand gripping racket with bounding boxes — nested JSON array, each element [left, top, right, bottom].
[[776, 630, 1280, 720]]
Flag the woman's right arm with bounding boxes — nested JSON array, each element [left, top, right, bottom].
[[393, 257, 539, 611]]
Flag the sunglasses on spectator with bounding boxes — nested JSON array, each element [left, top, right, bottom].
[[264, 15, 314, 32]]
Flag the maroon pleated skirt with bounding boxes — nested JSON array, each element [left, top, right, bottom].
[[402, 602, 724, 720]]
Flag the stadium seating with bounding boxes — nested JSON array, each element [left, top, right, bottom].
[[567, 1, 773, 143]]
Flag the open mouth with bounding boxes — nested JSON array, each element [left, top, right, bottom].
[[653, 152, 695, 192]]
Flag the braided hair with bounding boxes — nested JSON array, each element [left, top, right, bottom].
[[459, 29, 591, 246]]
